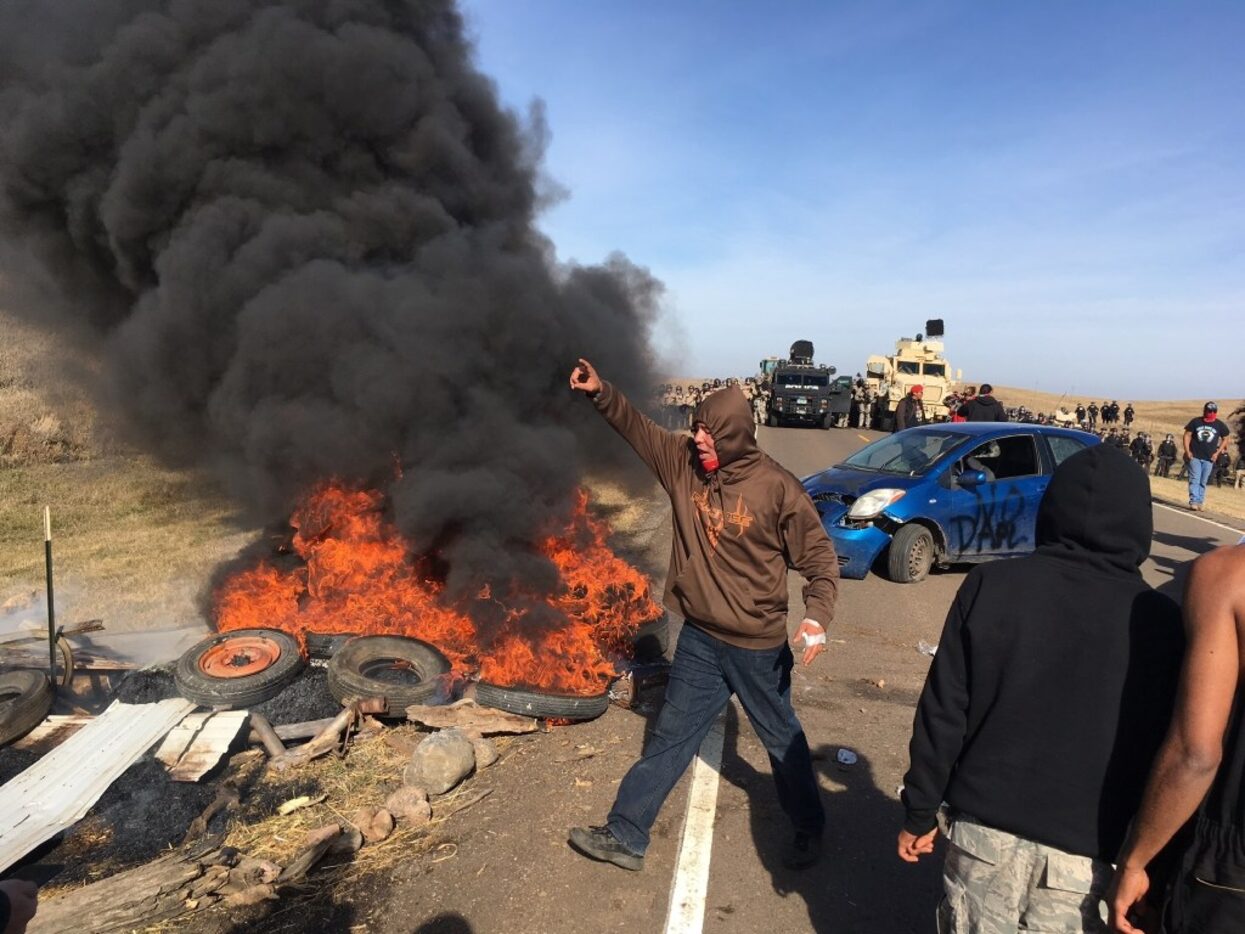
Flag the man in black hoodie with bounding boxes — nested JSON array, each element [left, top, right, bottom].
[[897, 444, 1183, 932], [959, 382, 1009, 422]]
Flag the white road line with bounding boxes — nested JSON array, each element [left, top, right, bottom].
[[1153, 500, 1244, 536], [663, 711, 726, 934]]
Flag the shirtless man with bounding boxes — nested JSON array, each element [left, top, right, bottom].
[[1109, 541, 1245, 933]]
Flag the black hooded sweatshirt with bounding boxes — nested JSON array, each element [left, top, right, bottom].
[[960, 394, 1009, 422], [901, 444, 1183, 861]]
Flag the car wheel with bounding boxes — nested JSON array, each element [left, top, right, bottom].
[[887, 524, 934, 583], [174, 629, 305, 709], [327, 635, 451, 711]]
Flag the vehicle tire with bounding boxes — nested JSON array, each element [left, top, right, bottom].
[[326, 636, 451, 710], [175, 629, 304, 709], [475, 681, 611, 721], [887, 524, 935, 584], [767, 413, 779, 428], [306, 633, 352, 660], [0, 669, 54, 747], [632, 613, 670, 661]]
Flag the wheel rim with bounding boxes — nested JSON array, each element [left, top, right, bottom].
[[908, 535, 932, 577], [199, 635, 283, 679], [358, 657, 424, 687]]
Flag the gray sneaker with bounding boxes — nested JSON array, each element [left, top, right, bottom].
[[569, 825, 644, 871]]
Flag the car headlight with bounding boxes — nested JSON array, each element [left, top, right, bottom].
[[847, 488, 907, 520]]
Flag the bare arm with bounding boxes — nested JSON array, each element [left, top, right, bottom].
[[1109, 546, 1244, 933], [1182, 429, 1193, 460]]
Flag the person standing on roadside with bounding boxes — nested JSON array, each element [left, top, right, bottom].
[[1155, 433, 1178, 478], [897, 445, 1183, 933], [1183, 402, 1230, 511], [959, 383, 1009, 422], [1088, 402, 1100, 429], [567, 359, 839, 872], [1109, 542, 1245, 934], [894, 385, 925, 432]]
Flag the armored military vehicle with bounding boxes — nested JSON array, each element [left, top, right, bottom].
[[761, 340, 846, 428], [863, 319, 961, 430]]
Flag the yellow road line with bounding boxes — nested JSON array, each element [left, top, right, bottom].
[[856, 433, 870, 442]]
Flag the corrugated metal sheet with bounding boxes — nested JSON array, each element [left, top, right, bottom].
[[155, 710, 248, 782], [0, 698, 195, 873]]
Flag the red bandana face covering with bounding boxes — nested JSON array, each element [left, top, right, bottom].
[[1205, 412, 1218, 422], [700, 454, 720, 473]]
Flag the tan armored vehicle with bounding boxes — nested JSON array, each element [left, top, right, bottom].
[[863, 319, 961, 430]]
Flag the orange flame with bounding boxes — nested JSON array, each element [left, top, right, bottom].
[[215, 483, 661, 695]]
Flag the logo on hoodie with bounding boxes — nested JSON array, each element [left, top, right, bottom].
[[692, 490, 753, 553]]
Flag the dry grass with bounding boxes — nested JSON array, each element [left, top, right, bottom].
[[0, 314, 254, 632]]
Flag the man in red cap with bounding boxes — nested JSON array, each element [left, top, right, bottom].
[[894, 385, 925, 432], [1182, 402, 1231, 511]]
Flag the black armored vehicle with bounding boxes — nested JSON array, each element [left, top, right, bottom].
[[763, 340, 848, 428]]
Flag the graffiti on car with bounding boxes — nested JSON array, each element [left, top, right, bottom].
[[949, 483, 1029, 554]]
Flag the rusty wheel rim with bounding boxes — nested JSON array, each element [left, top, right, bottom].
[[199, 635, 283, 679]]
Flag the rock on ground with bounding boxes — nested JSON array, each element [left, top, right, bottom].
[[403, 728, 475, 795]]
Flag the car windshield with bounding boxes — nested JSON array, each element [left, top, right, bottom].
[[841, 430, 967, 476], [776, 373, 828, 387], [923, 363, 946, 377]]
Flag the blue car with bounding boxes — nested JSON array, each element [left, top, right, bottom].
[[802, 424, 1101, 582]]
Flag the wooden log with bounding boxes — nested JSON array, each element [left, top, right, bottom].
[[29, 847, 234, 933], [248, 713, 287, 757], [245, 716, 339, 746], [405, 698, 537, 735], [268, 705, 356, 772]]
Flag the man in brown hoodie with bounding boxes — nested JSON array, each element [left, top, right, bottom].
[[567, 359, 840, 871]]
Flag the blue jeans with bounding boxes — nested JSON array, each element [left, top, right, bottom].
[[1188, 458, 1214, 505], [607, 623, 825, 856]]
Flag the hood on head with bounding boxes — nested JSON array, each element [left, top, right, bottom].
[[693, 386, 757, 468], [1035, 443, 1151, 574]]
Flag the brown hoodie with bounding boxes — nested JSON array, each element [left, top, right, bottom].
[[592, 381, 839, 649]]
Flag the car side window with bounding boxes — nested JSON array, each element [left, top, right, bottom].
[[958, 435, 1040, 482], [1047, 435, 1088, 466]]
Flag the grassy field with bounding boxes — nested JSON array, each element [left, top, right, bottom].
[[0, 314, 251, 634]]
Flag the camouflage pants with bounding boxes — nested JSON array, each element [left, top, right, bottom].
[[937, 814, 1111, 933]]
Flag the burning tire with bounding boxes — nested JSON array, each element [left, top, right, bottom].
[[0, 669, 54, 747], [175, 629, 304, 709], [326, 636, 450, 711], [474, 682, 610, 721]]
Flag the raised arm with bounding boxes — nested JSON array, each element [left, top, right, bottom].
[[570, 358, 687, 490], [1108, 546, 1244, 933]]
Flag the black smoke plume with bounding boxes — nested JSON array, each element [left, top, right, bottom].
[[0, 0, 661, 602]]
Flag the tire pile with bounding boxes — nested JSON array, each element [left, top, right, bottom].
[[169, 615, 670, 721]]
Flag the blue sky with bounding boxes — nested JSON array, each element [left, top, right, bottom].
[[461, 1, 1243, 400]]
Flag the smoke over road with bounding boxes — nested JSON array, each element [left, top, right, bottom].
[[0, 0, 661, 601]]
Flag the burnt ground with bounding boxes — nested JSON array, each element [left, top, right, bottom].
[[3, 424, 1240, 933]]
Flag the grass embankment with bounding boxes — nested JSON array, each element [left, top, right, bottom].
[[0, 314, 250, 633], [994, 385, 1245, 524]]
